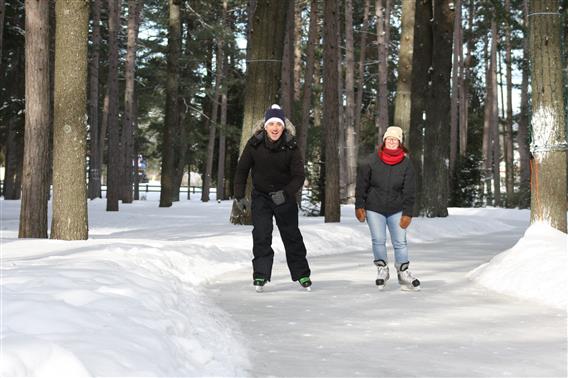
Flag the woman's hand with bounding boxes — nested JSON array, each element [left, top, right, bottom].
[[399, 215, 412, 229], [355, 208, 366, 222]]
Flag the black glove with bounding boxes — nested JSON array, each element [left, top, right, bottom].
[[269, 190, 286, 206], [235, 198, 250, 213]]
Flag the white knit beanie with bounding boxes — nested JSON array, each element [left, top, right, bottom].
[[383, 126, 403, 143]]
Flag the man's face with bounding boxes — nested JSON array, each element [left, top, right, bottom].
[[265, 121, 285, 141]]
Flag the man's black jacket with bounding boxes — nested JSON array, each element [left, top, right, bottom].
[[234, 130, 304, 200]]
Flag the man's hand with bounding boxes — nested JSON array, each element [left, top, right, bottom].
[[269, 190, 286, 206], [399, 215, 412, 229], [355, 208, 366, 222]]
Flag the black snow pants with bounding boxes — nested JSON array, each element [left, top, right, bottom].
[[251, 190, 311, 282]]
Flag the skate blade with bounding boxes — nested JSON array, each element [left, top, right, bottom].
[[255, 286, 264, 293], [400, 284, 420, 291], [376, 284, 385, 290], [304, 286, 311, 292]]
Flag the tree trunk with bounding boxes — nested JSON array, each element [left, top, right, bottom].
[[0, 0, 5, 64], [216, 0, 229, 202], [293, 0, 302, 104], [230, 0, 288, 225], [121, 0, 141, 204], [422, 0, 454, 218], [408, 0, 432, 216], [503, 0, 514, 207], [280, 0, 295, 116], [375, 0, 391, 140], [323, 0, 340, 222], [354, 0, 370, 139], [528, 0, 567, 232], [482, 33, 493, 204], [19, 0, 51, 238], [202, 4, 225, 202], [87, 0, 102, 199], [51, 0, 89, 240], [298, 0, 318, 160], [344, 0, 356, 203], [393, 0, 415, 137], [216, 59, 229, 201], [490, 18, 500, 207], [3, 20, 25, 200], [461, 0, 474, 158], [517, 0, 531, 209], [160, 0, 181, 207], [4, 117, 24, 200], [449, 0, 460, 174], [106, 0, 121, 211]]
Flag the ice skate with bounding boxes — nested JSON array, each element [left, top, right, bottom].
[[374, 259, 390, 290], [396, 262, 420, 291], [253, 278, 267, 293], [299, 276, 312, 291]]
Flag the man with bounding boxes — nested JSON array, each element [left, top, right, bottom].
[[234, 104, 312, 293]]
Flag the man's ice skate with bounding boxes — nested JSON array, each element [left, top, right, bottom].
[[374, 259, 390, 290], [396, 262, 420, 291], [253, 278, 267, 293], [299, 276, 312, 291]]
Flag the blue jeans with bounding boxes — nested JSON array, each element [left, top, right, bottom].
[[365, 210, 408, 264]]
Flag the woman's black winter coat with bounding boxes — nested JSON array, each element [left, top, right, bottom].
[[234, 130, 304, 200], [355, 152, 416, 216]]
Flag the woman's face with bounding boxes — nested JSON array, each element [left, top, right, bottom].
[[384, 137, 400, 150], [265, 121, 285, 141]]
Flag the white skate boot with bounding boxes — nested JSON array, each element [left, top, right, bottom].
[[374, 259, 390, 290], [396, 262, 420, 291]]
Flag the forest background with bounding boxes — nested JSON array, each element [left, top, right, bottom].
[[0, 0, 566, 240]]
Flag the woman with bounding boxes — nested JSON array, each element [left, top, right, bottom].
[[234, 104, 312, 293], [355, 126, 420, 291]]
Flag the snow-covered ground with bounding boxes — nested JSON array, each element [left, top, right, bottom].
[[1, 194, 566, 376]]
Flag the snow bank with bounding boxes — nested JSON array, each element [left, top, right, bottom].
[[4, 196, 562, 376], [469, 222, 568, 309]]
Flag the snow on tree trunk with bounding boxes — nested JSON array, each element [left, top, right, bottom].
[[528, 0, 567, 232], [51, 0, 89, 240]]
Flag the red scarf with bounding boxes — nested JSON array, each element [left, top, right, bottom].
[[378, 147, 405, 165]]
